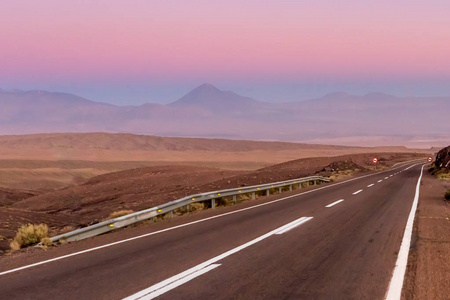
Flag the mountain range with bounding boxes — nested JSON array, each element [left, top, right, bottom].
[[0, 84, 449, 147]]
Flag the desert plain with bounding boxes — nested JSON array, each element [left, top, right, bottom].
[[0, 132, 431, 253]]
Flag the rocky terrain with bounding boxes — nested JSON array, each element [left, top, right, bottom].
[[435, 145, 450, 170]]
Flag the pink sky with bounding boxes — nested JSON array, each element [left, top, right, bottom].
[[1, 1, 449, 104]]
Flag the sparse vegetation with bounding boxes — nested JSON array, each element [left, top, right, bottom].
[[189, 202, 205, 212], [329, 170, 356, 181], [10, 223, 49, 251], [175, 202, 205, 215], [216, 198, 231, 207], [436, 172, 450, 180], [107, 209, 134, 220], [40, 237, 53, 247], [238, 194, 252, 201], [429, 163, 450, 180], [445, 190, 450, 201]]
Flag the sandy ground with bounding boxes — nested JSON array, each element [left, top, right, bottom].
[[0, 152, 425, 253], [0, 133, 431, 191], [402, 170, 450, 300]]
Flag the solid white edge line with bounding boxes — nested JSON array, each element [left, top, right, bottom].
[[135, 264, 221, 300], [352, 189, 363, 195], [385, 164, 425, 300], [124, 216, 312, 299], [274, 217, 313, 235], [367, 184, 375, 187], [325, 199, 344, 208], [0, 163, 422, 277]]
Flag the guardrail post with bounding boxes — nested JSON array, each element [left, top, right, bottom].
[[266, 189, 270, 196], [233, 195, 237, 204], [306, 181, 310, 187], [211, 198, 216, 209], [252, 192, 256, 200], [278, 187, 282, 193], [289, 185, 293, 191], [168, 211, 173, 219]]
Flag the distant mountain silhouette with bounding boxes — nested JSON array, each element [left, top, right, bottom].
[[0, 84, 449, 147], [169, 83, 263, 111]]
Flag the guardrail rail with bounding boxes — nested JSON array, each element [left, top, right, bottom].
[[50, 175, 330, 243]]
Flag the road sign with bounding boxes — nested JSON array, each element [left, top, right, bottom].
[[427, 157, 433, 162], [372, 157, 378, 164]]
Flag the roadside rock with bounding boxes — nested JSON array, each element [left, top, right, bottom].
[[435, 146, 450, 170], [316, 160, 367, 177]]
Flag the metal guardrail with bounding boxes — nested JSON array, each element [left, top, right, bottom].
[[49, 175, 330, 243]]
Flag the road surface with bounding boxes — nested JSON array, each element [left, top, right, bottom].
[[0, 163, 424, 299]]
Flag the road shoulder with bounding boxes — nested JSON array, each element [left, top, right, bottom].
[[402, 170, 450, 299]]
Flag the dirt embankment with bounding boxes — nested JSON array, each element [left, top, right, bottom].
[[402, 169, 450, 300]]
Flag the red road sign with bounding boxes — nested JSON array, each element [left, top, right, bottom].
[[427, 157, 433, 162], [372, 157, 378, 164]]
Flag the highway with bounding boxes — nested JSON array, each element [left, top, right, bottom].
[[0, 163, 425, 299]]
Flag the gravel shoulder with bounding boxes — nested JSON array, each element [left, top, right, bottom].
[[402, 169, 450, 299]]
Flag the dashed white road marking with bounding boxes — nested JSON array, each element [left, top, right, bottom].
[[326, 199, 344, 208], [378, 180, 383, 183], [274, 217, 313, 235], [128, 263, 221, 300], [353, 190, 363, 195], [123, 216, 313, 299], [385, 177, 389, 179], [367, 184, 375, 188]]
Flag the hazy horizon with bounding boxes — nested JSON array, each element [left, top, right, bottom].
[[4, 83, 450, 107], [2, 1, 450, 105]]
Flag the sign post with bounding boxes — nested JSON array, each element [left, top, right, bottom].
[[373, 157, 378, 169]]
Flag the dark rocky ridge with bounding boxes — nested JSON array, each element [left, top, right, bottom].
[[435, 146, 450, 170]]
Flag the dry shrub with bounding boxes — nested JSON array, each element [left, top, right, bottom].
[[216, 198, 231, 207], [445, 190, 450, 201], [40, 237, 53, 247], [107, 209, 134, 220], [437, 172, 450, 180], [189, 202, 204, 212], [10, 223, 49, 250], [10, 240, 21, 251], [239, 194, 251, 201], [175, 206, 188, 215]]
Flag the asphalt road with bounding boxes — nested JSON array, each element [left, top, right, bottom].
[[0, 163, 424, 300]]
